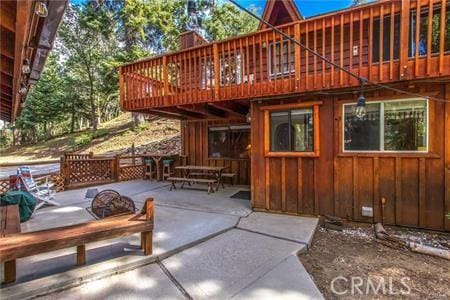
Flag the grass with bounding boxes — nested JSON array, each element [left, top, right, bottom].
[[0, 113, 180, 163]]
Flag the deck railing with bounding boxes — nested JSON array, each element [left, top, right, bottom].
[[120, 0, 449, 111]]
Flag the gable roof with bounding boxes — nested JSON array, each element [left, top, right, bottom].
[[258, 0, 303, 30]]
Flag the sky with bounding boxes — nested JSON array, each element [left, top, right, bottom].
[[69, 0, 355, 19]]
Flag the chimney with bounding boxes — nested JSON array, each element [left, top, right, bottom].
[[179, 31, 207, 50]]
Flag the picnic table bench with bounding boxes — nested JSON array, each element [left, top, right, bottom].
[[0, 198, 154, 284], [167, 177, 217, 194], [189, 172, 237, 187], [175, 165, 229, 192]]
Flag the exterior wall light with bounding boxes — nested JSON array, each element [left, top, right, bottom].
[[22, 59, 31, 74], [35, 0, 48, 18], [19, 84, 28, 95], [355, 79, 366, 119]]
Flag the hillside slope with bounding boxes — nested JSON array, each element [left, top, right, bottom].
[[0, 113, 180, 163]]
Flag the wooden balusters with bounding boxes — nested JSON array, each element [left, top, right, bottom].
[[331, 17, 335, 86], [368, 7, 374, 81], [294, 23, 301, 91], [415, 0, 421, 77], [379, 3, 384, 81], [322, 18, 326, 88], [339, 14, 344, 86], [305, 22, 309, 90], [119, 1, 450, 112], [349, 11, 354, 85], [426, 0, 433, 75], [439, 0, 446, 74], [389, 1, 395, 80], [399, 0, 410, 79]]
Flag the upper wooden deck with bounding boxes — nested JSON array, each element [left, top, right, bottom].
[[119, 0, 450, 118]]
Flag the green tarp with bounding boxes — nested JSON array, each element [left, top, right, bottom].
[[0, 191, 36, 222]]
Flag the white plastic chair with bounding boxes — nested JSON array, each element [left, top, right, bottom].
[[17, 167, 59, 210]]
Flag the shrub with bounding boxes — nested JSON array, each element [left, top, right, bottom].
[[72, 133, 92, 147], [0, 135, 12, 149], [91, 129, 108, 139], [136, 122, 150, 132]]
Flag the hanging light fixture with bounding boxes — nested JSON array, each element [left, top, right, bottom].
[[355, 79, 366, 119], [22, 59, 31, 74], [35, 0, 48, 18], [19, 84, 28, 95]]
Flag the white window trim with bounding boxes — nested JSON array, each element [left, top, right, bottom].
[[268, 41, 296, 78], [342, 98, 429, 153]]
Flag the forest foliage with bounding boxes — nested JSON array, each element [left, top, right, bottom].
[[2, 0, 258, 148]]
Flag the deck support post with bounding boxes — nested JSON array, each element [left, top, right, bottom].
[[76, 245, 86, 265]]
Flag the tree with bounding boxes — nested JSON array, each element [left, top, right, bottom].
[[58, 4, 121, 131], [15, 54, 67, 142], [203, 3, 258, 41]]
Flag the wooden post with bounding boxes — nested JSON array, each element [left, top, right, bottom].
[[399, 0, 410, 79], [76, 245, 86, 265], [294, 23, 301, 90], [3, 260, 16, 283], [162, 56, 169, 99], [141, 198, 154, 255], [114, 155, 120, 181], [119, 66, 124, 110], [213, 43, 220, 101], [445, 83, 450, 231]]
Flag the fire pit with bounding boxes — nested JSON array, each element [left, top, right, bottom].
[[91, 190, 136, 219]]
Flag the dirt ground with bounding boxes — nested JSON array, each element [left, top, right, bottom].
[[299, 223, 450, 299]]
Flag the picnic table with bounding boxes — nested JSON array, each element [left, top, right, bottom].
[[143, 153, 177, 181], [175, 165, 228, 191]]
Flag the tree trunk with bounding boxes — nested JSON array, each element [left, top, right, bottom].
[[132, 112, 145, 129]]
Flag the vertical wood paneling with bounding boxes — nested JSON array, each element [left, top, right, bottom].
[[445, 84, 450, 231], [378, 158, 396, 225], [249, 85, 447, 230]]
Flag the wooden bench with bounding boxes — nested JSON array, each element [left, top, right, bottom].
[[167, 177, 217, 194], [0, 198, 154, 284], [189, 172, 236, 187], [0, 205, 21, 284]]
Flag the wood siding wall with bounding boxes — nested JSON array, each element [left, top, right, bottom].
[[251, 83, 450, 231], [181, 120, 251, 185]]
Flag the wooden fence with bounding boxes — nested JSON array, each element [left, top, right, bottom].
[[0, 153, 179, 194], [61, 153, 172, 189]]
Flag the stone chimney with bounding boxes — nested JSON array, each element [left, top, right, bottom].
[[179, 31, 207, 50]]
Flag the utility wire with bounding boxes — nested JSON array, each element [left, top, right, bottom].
[[228, 0, 450, 104]]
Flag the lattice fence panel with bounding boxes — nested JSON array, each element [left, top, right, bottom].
[[119, 165, 144, 181], [50, 173, 65, 192], [67, 159, 114, 186]]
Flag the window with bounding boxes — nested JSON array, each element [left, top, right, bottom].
[[269, 40, 295, 77], [208, 125, 250, 159], [220, 52, 244, 86], [409, 3, 450, 57], [270, 109, 314, 152], [343, 99, 428, 152], [262, 101, 320, 157], [372, 14, 401, 63]]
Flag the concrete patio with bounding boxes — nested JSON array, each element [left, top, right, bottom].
[[1, 179, 322, 300]]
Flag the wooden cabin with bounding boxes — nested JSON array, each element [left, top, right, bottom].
[[120, 0, 450, 232], [0, 0, 67, 123]]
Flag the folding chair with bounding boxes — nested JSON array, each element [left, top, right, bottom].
[[17, 167, 59, 210]]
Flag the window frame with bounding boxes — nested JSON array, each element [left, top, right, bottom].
[[268, 40, 296, 78], [342, 98, 429, 153], [261, 101, 321, 158]]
